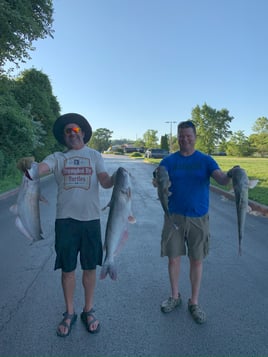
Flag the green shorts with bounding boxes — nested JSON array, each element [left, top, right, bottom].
[[161, 213, 210, 260], [54, 218, 103, 272]]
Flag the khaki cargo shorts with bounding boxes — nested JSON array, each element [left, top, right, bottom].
[[161, 213, 210, 260]]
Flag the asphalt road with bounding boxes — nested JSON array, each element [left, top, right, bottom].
[[0, 155, 267, 357]]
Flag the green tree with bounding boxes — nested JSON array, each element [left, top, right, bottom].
[[143, 129, 158, 148], [171, 135, 179, 152], [226, 130, 252, 157], [252, 116, 268, 133], [217, 138, 228, 153], [0, 92, 35, 159], [249, 117, 268, 157], [90, 128, 113, 152], [0, 88, 37, 179], [13, 68, 61, 160], [0, 0, 54, 72], [249, 133, 268, 157], [134, 138, 145, 149], [160, 134, 169, 151], [191, 103, 233, 154], [0, 73, 44, 178]]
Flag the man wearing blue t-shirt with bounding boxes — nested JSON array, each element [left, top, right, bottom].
[[154, 120, 231, 324]]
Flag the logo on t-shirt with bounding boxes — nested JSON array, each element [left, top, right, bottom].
[[62, 157, 93, 190]]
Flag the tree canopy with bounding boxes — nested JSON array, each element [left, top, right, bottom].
[[252, 117, 268, 134], [0, 68, 60, 180], [13, 68, 61, 159], [0, 0, 54, 72], [89, 128, 113, 153], [191, 103, 233, 154], [160, 134, 169, 151], [143, 129, 158, 148], [226, 130, 252, 157]]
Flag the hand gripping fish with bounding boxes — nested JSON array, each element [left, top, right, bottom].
[[228, 165, 258, 255], [10, 162, 45, 243], [153, 166, 178, 230], [100, 167, 136, 280]]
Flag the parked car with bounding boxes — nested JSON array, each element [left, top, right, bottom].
[[212, 152, 227, 156], [124, 147, 145, 154], [144, 148, 169, 159]]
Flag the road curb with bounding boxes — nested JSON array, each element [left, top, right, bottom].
[[210, 185, 268, 217], [0, 188, 19, 201], [0, 174, 52, 201]]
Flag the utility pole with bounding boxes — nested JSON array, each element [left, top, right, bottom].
[[165, 121, 177, 152]]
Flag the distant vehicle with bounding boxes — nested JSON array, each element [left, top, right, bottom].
[[144, 148, 169, 159], [124, 147, 145, 154], [212, 152, 227, 156]]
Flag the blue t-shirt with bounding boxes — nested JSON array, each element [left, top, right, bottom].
[[160, 150, 219, 217]]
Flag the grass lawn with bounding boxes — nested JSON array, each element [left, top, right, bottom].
[[211, 156, 268, 206], [145, 156, 268, 207]]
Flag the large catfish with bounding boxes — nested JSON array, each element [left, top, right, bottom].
[[153, 165, 178, 230], [153, 166, 171, 217], [228, 165, 258, 255], [10, 162, 44, 242], [100, 167, 136, 280]]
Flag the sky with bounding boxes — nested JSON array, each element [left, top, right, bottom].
[[7, 0, 268, 141]]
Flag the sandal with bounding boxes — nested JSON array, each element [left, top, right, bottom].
[[188, 299, 206, 324], [56, 312, 77, 337], [161, 294, 182, 313], [80, 308, 100, 334]]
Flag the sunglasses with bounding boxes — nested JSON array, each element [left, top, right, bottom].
[[64, 127, 81, 135]]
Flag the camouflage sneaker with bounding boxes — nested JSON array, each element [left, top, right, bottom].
[[188, 299, 206, 324], [161, 294, 182, 313]]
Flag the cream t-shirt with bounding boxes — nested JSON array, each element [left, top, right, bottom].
[[43, 146, 106, 221]]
